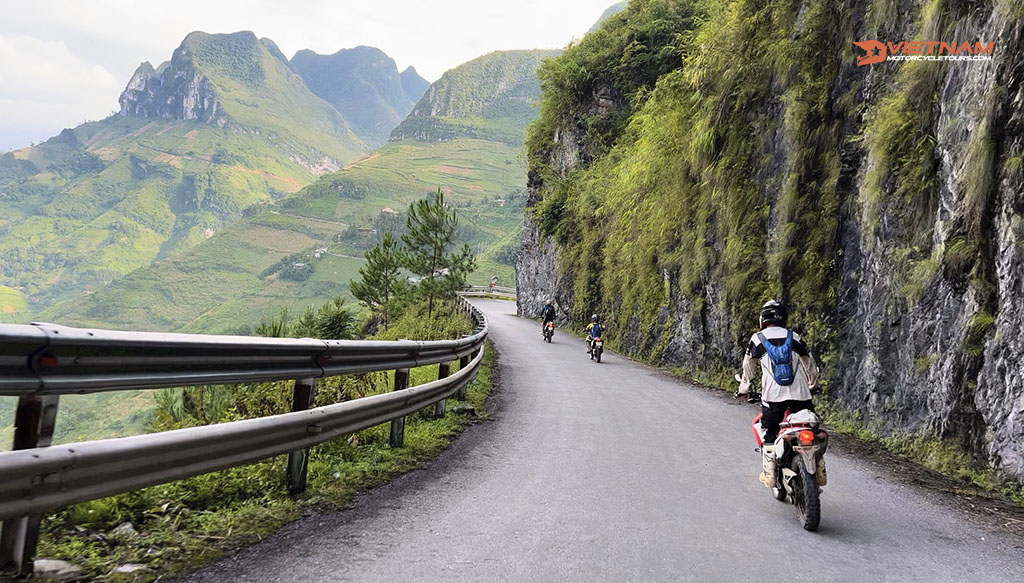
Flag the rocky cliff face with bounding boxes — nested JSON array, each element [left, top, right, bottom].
[[830, 2, 1024, 478], [516, 201, 568, 321], [518, 0, 1024, 479], [119, 51, 226, 126]]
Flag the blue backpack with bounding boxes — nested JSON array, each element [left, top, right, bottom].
[[757, 330, 795, 386]]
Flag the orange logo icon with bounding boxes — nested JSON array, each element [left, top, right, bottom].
[[853, 40, 887, 66]]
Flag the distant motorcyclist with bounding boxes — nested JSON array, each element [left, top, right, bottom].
[[737, 300, 819, 487], [585, 314, 603, 353], [540, 299, 556, 333]]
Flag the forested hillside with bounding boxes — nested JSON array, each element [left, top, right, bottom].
[[517, 0, 1024, 481]]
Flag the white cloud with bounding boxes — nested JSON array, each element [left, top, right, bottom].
[[0, 35, 121, 150], [0, 0, 617, 150]]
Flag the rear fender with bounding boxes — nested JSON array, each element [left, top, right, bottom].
[[792, 444, 823, 475]]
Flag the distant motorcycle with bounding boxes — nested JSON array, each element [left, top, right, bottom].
[[543, 321, 555, 343], [588, 336, 603, 363], [752, 408, 829, 531]]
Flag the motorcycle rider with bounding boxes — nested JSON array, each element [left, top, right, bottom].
[[540, 299, 556, 334], [585, 314, 603, 354], [737, 300, 819, 487]]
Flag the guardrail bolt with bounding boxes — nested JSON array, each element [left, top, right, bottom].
[[0, 395, 60, 577], [434, 363, 451, 418], [389, 369, 410, 447], [286, 378, 317, 497], [456, 355, 471, 400]]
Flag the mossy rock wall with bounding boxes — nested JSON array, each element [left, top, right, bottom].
[[516, 0, 1024, 478]]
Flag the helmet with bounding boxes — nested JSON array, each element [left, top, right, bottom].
[[546, 299, 552, 305], [591, 314, 599, 322], [759, 300, 787, 328]]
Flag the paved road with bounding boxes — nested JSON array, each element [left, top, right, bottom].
[[180, 299, 1024, 582]]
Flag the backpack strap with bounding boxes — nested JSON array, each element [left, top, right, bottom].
[[756, 332, 769, 348]]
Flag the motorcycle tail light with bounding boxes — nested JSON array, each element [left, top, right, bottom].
[[595, 337, 602, 342], [798, 430, 815, 445]]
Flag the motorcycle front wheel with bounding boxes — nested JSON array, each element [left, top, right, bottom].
[[791, 456, 821, 531]]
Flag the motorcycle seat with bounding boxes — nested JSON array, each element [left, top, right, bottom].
[[779, 409, 822, 428]]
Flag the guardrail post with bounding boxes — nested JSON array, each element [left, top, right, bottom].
[[286, 378, 317, 497], [456, 355, 471, 400], [389, 369, 409, 447], [0, 395, 60, 577], [434, 363, 451, 418]]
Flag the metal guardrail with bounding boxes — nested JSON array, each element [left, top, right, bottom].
[[463, 286, 516, 299], [0, 300, 487, 576]]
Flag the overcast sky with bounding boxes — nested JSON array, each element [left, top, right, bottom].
[[0, 0, 614, 151]]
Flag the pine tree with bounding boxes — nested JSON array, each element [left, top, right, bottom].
[[401, 188, 475, 316], [350, 232, 406, 329], [294, 298, 357, 339]]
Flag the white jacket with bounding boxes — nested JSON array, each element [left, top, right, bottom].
[[738, 326, 818, 404]]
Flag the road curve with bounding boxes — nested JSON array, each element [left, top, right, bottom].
[[178, 299, 1024, 582]]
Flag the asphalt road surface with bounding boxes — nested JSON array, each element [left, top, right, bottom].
[[179, 299, 1024, 582]]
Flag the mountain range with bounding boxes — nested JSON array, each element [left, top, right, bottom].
[[42, 48, 557, 333], [0, 14, 569, 444], [390, 49, 559, 145], [0, 30, 431, 324], [291, 46, 428, 146]]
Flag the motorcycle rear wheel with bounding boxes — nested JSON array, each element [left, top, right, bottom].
[[791, 456, 821, 531], [595, 349, 602, 363]]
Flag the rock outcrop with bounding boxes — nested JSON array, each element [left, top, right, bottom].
[[119, 51, 225, 126]]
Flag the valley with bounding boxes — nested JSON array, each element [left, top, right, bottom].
[[1, 34, 555, 447]]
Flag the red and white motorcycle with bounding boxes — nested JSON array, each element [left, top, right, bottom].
[[543, 321, 555, 343], [587, 336, 603, 362], [752, 408, 829, 531]]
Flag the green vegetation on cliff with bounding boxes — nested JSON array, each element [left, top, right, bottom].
[[523, 0, 1024, 483]]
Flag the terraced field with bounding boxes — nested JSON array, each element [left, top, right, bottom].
[[43, 138, 525, 334]]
